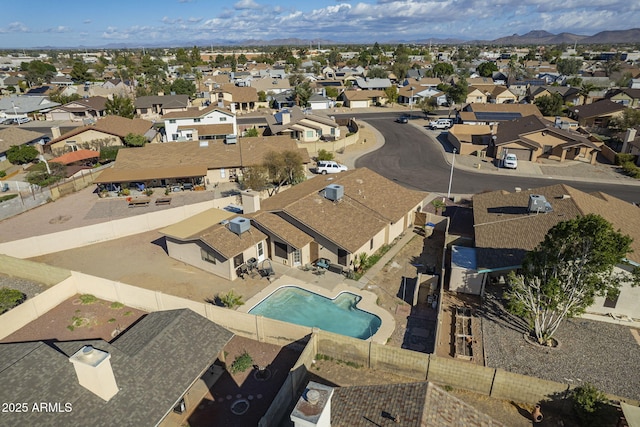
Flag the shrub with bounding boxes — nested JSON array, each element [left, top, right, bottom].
[[110, 301, 124, 309], [0, 194, 18, 203], [0, 288, 26, 314], [0, 170, 6, 178], [79, 294, 97, 304], [218, 290, 244, 309], [144, 188, 154, 196], [614, 153, 637, 165], [621, 161, 640, 178], [230, 351, 253, 374], [572, 383, 608, 424], [316, 149, 334, 161]]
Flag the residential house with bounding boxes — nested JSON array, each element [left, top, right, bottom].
[[162, 105, 237, 142], [257, 168, 427, 269], [0, 95, 60, 121], [50, 149, 100, 177], [94, 135, 310, 188], [467, 184, 640, 319], [0, 127, 49, 161], [45, 116, 158, 156], [447, 124, 492, 156], [457, 103, 542, 125], [264, 106, 340, 142], [135, 95, 190, 120], [0, 309, 233, 427], [341, 90, 386, 108], [465, 87, 488, 104], [214, 84, 258, 114], [487, 115, 601, 163], [161, 210, 268, 281], [566, 99, 626, 127], [469, 85, 518, 104], [45, 96, 107, 122], [606, 88, 640, 108], [249, 77, 291, 95], [50, 75, 74, 86], [291, 381, 503, 427], [528, 86, 582, 106], [354, 78, 392, 91]]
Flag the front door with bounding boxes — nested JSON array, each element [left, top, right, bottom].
[[293, 249, 302, 267], [257, 241, 265, 262]]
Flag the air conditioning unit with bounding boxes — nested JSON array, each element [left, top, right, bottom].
[[224, 134, 237, 144], [229, 217, 250, 235], [324, 184, 344, 201], [528, 194, 553, 213]]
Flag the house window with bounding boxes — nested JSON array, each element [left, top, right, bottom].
[[201, 248, 216, 264], [172, 134, 179, 141], [306, 130, 314, 138], [186, 133, 193, 139], [169, 119, 176, 124], [173, 399, 186, 414], [194, 118, 201, 123], [220, 117, 227, 122], [604, 291, 619, 308], [543, 145, 553, 154]]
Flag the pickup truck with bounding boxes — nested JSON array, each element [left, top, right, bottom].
[[428, 119, 453, 130]]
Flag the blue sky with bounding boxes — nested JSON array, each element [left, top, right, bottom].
[[0, 0, 637, 48]]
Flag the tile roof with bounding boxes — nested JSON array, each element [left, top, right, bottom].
[[0, 309, 233, 427], [46, 115, 155, 146], [330, 381, 503, 426], [162, 105, 233, 120], [50, 149, 99, 165], [473, 184, 640, 268], [0, 127, 46, 152], [95, 136, 309, 183], [261, 168, 426, 253]]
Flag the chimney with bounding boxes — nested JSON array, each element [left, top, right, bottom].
[[290, 381, 334, 427], [191, 129, 198, 141], [621, 128, 637, 153], [281, 111, 291, 125], [69, 345, 119, 401], [51, 126, 61, 139], [241, 190, 261, 214]]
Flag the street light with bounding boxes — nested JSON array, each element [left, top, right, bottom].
[[11, 101, 20, 126], [447, 148, 456, 199]]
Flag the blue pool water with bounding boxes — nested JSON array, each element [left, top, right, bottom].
[[248, 286, 382, 340]]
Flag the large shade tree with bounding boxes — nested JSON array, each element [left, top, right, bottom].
[[505, 214, 639, 345]]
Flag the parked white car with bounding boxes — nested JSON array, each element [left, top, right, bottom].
[[503, 153, 518, 169], [316, 160, 348, 174], [428, 119, 453, 130]]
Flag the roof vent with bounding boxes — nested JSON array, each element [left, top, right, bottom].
[[225, 134, 237, 144], [229, 216, 250, 235], [199, 140, 209, 147], [528, 194, 553, 213], [324, 184, 344, 202]]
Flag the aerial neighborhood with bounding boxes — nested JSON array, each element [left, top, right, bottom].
[[2, 25, 640, 427]]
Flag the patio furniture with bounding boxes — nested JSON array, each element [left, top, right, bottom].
[[128, 197, 151, 207], [155, 197, 171, 206], [315, 259, 329, 269], [1, 183, 8, 192]]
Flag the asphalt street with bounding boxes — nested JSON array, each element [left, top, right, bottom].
[[337, 112, 640, 203]]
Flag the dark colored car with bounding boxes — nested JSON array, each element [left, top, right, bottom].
[[396, 116, 409, 124]]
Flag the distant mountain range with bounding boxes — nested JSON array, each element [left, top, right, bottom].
[[30, 28, 640, 49]]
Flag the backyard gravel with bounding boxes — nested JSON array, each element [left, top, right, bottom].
[[0, 273, 48, 299], [481, 284, 640, 401]]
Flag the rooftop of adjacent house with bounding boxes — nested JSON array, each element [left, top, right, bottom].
[[46, 115, 155, 145], [50, 149, 100, 165], [0, 127, 46, 153], [567, 99, 626, 118], [266, 106, 338, 133], [251, 211, 315, 250], [494, 115, 599, 149], [260, 168, 426, 253], [162, 104, 233, 120], [94, 135, 309, 184], [328, 381, 503, 426], [342, 90, 386, 101], [134, 94, 190, 109], [56, 96, 108, 112], [473, 184, 640, 268], [464, 102, 542, 117], [218, 83, 259, 103], [0, 309, 233, 427], [0, 95, 60, 113]]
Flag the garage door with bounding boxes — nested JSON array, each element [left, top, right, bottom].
[[507, 148, 532, 161]]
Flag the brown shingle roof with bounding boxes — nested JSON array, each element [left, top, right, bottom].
[[46, 115, 154, 146], [199, 220, 267, 260], [330, 382, 502, 427], [219, 84, 259, 103], [261, 168, 426, 253], [567, 99, 626, 119], [135, 95, 189, 109], [251, 212, 314, 249], [162, 105, 233, 120], [343, 90, 386, 101], [177, 123, 234, 136], [0, 127, 46, 153], [473, 184, 640, 268]]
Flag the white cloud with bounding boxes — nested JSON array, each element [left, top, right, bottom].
[[234, 0, 261, 10], [0, 22, 29, 34], [45, 26, 72, 33]]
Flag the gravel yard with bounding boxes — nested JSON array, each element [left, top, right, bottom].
[[481, 283, 640, 401], [0, 273, 48, 298]]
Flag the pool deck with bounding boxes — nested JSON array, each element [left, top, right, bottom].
[[239, 274, 396, 345]]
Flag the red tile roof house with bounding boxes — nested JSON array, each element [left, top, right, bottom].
[[44, 115, 159, 156]]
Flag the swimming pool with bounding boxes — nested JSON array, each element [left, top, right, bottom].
[[248, 286, 382, 340]]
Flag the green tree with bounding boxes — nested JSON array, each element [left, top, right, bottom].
[[189, 46, 201, 67], [602, 54, 621, 77], [48, 90, 81, 105], [7, 145, 39, 164], [432, 62, 454, 79], [327, 49, 341, 66], [476, 61, 498, 78], [263, 150, 305, 195], [105, 95, 135, 119], [240, 164, 270, 192], [534, 93, 563, 116], [384, 85, 398, 105], [244, 127, 259, 137], [237, 53, 248, 65], [556, 58, 582, 75], [367, 67, 388, 79], [124, 133, 147, 147], [610, 108, 640, 130], [316, 149, 334, 161], [25, 161, 66, 186], [418, 97, 438, 116], [293, 81, 312, 107], [325, 86, 339, 99], [505, 214, 639, 345], [70, 61, 92, 82], [170, 78, 196, 97], [23, 60, 56, 86]]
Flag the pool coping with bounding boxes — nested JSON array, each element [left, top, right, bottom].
[[238, 274, 396, 345]]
